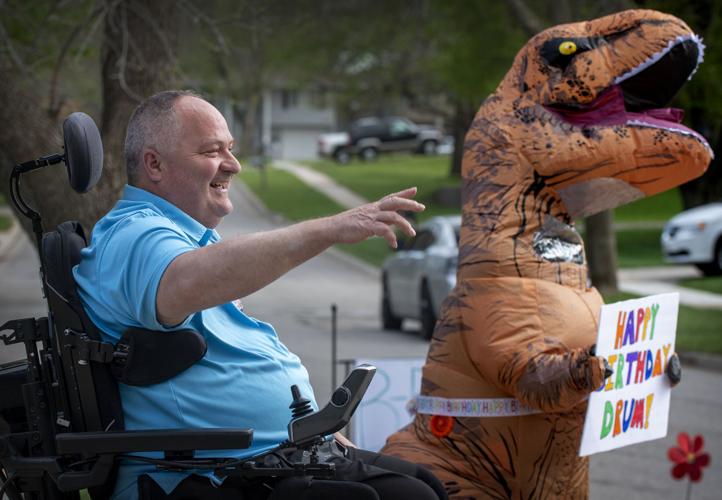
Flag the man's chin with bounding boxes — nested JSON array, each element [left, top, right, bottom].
[[211, 204, 233, 225]]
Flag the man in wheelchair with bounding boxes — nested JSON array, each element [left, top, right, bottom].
[[0, 91, 445, 499]]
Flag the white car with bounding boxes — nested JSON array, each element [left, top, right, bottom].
[[381, 215, 460, 338], [661, 201, 722, 276]]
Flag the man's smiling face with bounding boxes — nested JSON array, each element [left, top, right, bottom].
[[157, 96, 241, 228]]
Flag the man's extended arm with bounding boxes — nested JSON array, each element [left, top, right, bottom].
[[156, 187, 424, 326]]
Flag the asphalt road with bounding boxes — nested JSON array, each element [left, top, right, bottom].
[[1, 180, 720, 499]]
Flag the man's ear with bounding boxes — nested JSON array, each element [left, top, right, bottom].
[[142, 148, 164, 182]]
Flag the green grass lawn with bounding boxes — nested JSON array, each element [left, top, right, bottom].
[[613, 189, 682, 221], [679, 276, 722, 294], [241, 166, 346, 220], [304, 155, 461, 221], [615, 228, 665, 268]]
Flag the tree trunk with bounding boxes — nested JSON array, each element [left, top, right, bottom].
[[449, 99, 477, 177], [97, 0, 180, 224], [585, 210, 618, 295]]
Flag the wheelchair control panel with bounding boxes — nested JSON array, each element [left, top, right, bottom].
[[214, 364, 376, 481], [288, 364, 375, 446]]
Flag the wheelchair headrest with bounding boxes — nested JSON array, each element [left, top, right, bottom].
[[42, 221, 87, 306], [62, 112, 103, 193]]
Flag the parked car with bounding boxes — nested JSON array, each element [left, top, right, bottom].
[[318, 116, 443, 164], [381, 215, 460, 339], [660, 201, 722, 276]]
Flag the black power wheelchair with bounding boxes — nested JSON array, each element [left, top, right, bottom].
[[0, 113, 378, 499]]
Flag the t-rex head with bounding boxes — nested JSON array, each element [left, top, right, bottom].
[[460, 9, 712, 284]]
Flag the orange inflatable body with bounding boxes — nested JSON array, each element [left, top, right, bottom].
[[382, 10, 711, 499]]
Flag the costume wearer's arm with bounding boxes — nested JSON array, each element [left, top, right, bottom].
[[513, 348, 607, 413], [156, 187, 424, 326]]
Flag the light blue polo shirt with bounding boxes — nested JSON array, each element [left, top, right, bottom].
[[73, 185, 317, 499]]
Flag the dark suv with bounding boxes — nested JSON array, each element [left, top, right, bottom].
[[318, 116, 443, 163]]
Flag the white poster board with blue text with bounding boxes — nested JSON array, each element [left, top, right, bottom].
[[350, 357, 425, 451], [579, 293, 679, 456]]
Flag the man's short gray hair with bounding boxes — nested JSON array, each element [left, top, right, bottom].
[[124, 89, 203, 184]]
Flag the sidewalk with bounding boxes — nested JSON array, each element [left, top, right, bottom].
[[273, 159, 369, 207], [619, 266, 722, 309]]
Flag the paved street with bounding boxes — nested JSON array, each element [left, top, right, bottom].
[[1, 180, 720, 499]]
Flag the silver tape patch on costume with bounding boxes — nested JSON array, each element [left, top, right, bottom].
[[532, 215, 584, 264]]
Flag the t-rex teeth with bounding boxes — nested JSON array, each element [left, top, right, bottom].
[[613, 33, 705, 85], [627, 118, 715, 158]]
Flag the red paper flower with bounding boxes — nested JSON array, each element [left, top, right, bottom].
[[429, 415, 454, 438], [668, 432, 711, 482]]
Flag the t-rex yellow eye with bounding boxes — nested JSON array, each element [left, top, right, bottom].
[[559, 41, 577, 55]]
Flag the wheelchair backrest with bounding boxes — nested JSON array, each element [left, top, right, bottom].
[[41, 220, 124, 434]]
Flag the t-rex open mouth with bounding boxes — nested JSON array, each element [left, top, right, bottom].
[[546, 34, 712, 157]]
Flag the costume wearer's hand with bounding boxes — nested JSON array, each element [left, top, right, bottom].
[[666, 352, 682, 387], [589, 344, 614, 380], [331, 187, 425, 248]]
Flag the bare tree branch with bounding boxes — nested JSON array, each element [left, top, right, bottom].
[[177, 0, 229, 54], [125, 1, 179, 65], [74, 1, 112, 64], [505, 0, 545, 37]]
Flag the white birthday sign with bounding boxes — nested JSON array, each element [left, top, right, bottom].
[[579, 293, 679, 456]]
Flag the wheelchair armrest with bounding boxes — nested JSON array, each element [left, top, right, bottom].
[[112, 327, 208, 386], [55, 428, 253, 455]]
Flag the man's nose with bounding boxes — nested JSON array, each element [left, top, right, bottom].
[[222, 151, 242, 174]]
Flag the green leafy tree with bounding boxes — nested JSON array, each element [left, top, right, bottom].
[[428, 0, 526, 175]]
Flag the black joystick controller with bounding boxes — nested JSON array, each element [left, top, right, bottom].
[[287, 365, 375, 447], [289, 385, 314, 418]]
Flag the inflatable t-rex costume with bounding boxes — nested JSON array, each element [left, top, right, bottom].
[[382, 9, 712, 499]]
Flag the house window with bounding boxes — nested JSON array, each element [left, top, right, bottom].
[[281, 89, 299, 110]]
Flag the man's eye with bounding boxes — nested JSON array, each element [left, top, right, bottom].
[[204, 150, 220, 156]]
